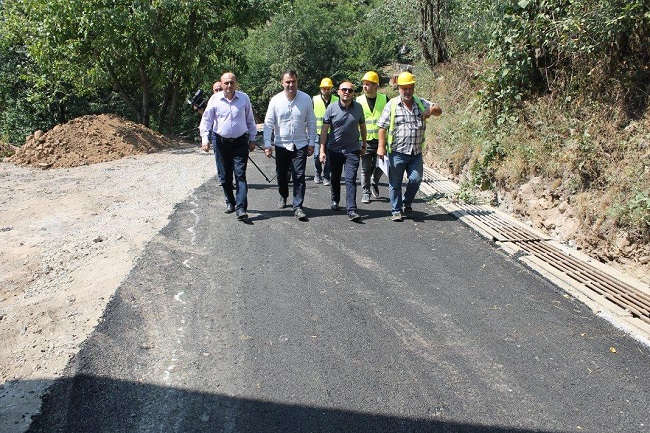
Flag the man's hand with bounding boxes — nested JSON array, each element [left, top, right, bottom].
[[201, 142, 210, 152], [307, 145, 314, 157], [249, 141, 256, 152], [377, 128, 387, 160], [319, 151, 327, 164], [264, 147, 274, 158]]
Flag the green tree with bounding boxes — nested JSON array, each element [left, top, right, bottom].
[[241, 0, 397, 115], [2, 0, 278, 130]]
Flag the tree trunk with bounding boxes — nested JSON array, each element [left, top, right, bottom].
[[105, 61, 143, 124], [419, 0, 449, 69], [139, 61, 150, 128]]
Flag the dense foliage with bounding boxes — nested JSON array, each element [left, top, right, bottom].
[[239, 0, 401, 117], [0, 0, 647, 243], [0, 0, 281, 140]]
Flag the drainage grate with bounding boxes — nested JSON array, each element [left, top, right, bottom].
[[454, 205, 548, 242], [420, 166, 650, 332], [421, 170, 459, 195], [514, 240, 650, 326]]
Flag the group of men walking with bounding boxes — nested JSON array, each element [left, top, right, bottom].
[[199, 69, 442, 222]]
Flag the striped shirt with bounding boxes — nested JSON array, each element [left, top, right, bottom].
[[199, 91, 257, 143]]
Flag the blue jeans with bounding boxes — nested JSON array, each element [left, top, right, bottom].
[[210, 131, 226, 183], [275, 146, 308, 210], [217, 135, 249, 211], [388, 151, 423, 213], [329, 150, 360, 214]]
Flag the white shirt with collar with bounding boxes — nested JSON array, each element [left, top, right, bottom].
[[263, 90, 317, 150]]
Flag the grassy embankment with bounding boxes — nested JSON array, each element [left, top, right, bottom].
[[387, 57, 649, 276]]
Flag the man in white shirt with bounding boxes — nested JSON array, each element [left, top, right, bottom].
[[263, 69, 317, 220]]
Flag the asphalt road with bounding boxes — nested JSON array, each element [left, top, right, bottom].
[[28, 149, 649, 432]]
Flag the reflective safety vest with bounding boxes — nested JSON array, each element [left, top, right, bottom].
[[386, 95, 426, 153], [313, 94, 339, 134], [356, 93, 388, 141]]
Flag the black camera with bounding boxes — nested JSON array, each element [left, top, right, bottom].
[[187, 89, 208, 112]]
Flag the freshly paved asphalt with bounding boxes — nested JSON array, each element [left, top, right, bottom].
[[28, 149, 649, 432]]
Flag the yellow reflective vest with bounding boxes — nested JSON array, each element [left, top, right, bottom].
[[386, 95, 426, 153], [313, 94, 339, 135], [356, 93, 388, 141]]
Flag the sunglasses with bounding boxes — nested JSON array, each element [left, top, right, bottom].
[[339, 88, 354, 93]]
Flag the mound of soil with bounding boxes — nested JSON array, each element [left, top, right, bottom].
[[10, 114, 176, 169], [0, 141, 16, 157]]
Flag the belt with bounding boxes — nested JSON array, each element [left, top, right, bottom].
[[218, 133, 248, 143]]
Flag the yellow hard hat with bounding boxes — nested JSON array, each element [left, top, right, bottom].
[[361, 71, 379, 85], [396, 71, 416, 86], [319, 77, 334, 88]]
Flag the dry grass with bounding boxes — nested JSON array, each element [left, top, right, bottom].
[[417, 55, 650, 279]]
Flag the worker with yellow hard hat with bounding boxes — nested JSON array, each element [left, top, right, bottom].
[[312, 77, 339, 185], [376, 70, 442, 221], [356, 71, 388, 203]]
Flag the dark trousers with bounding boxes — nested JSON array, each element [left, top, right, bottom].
[[329, 150, 360, 213], [360, 139, 383, 194], [275, 145, 308, 210], [210, 131, 226, 183], [217, 134, 249, 211], [313, 151, 331, 180]]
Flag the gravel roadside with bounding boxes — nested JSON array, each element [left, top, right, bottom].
[[0, 145, 215, 432]]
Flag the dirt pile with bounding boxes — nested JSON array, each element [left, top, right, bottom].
[[10, 114, 175, 169], [0, 141, 15, 158]]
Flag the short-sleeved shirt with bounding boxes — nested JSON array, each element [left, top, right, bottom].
[[377, 96, 432, 155], [323, 100, 365, 154]]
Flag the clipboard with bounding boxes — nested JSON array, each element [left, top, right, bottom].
[[377, 156, 389, 177]]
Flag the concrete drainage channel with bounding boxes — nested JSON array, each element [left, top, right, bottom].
[[420, 166, 650, 346]]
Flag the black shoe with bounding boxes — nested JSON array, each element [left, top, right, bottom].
[[294, 208, 307, 220], [236, 209, 248, 220], [371, 184, 379, 198], [403, 206, 413, 216], [348, 211, 361, 222], [331, 201, 339, 211], [278, 197, 287, 209], [225, 203, 235, 213]]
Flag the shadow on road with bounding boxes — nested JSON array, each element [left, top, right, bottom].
[[25, 374, 562, 433]]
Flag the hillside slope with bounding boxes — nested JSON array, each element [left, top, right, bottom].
[[418, 58, 649, 285]]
